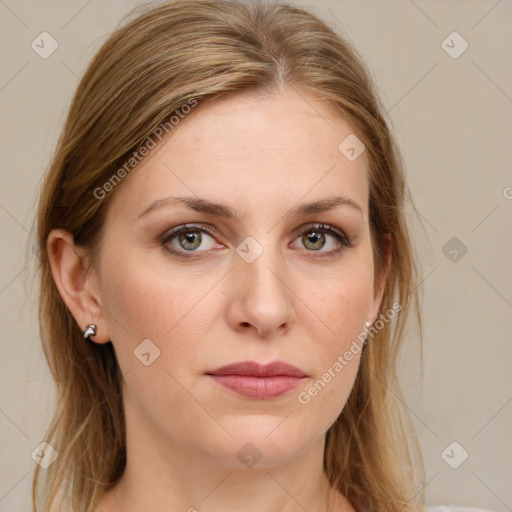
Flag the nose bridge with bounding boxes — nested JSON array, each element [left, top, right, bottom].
[[237, 234, 288, 297], [230, 234, 295, 336]]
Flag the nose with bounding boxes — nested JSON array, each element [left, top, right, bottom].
[[226, 244, 296, 338]]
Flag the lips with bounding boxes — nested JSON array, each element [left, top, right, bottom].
[[206, 361, 308, 399], [207, 361, 308, 378]]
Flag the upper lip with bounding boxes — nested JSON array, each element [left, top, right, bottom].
[[207, 360, 308, 378]]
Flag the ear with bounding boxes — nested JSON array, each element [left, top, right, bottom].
[[47, 229, 111, 344], [368, 233, 392, 324]]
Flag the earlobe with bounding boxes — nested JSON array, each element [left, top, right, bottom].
[[46, 229, 111, 344]]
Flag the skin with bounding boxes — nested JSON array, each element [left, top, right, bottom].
[[48, 87, 390, 512]]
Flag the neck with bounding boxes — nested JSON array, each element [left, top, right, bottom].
[[96, 395, 352, 512]]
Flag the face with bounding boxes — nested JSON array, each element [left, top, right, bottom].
[[88, 88, 385, 468]]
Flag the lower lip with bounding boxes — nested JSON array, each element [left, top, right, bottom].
[[207, 375, 305, 399]]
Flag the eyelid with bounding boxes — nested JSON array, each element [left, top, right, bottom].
[[292, 222, 351, 244], [161, 223, 218, 242]]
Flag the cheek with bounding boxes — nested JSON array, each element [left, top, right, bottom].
[[298, 262, 373, 412], [100, 267, 181, 341], [313, 268, 374, 343], [96, 251, 214, 427], [97, 248, 221, 370]]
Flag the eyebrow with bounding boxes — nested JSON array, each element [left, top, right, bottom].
[[137, 194, 363, 220]]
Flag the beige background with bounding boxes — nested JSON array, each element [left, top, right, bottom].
[[1, 0, 511, 510]]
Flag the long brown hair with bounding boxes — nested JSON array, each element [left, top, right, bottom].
[[30, 1, 425, 510]]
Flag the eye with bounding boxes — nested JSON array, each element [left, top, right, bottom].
[[161, 222, 353, 260], [291, 223, 352, 256], [161, 224, 222, 258]]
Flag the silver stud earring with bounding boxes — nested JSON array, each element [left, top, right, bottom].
[[83, 324, 96, 342]]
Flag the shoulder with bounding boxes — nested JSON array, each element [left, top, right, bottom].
[[424, 506, 496, 512]]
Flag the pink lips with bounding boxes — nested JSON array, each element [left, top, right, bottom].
[[206, 361, 308, 399]]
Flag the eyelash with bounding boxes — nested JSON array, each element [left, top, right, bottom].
[[161, 223, 353, 260]]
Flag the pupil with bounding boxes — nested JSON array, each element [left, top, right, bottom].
[[180, 230, 201, 249], [305, 231, 324, 250]]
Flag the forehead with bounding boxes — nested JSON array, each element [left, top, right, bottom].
[[107, 88, 369, 222]]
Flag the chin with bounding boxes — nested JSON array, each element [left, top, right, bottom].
[[199, 417, 320, 469]]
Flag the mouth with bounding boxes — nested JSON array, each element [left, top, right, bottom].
[[206, 360, 308, 399]]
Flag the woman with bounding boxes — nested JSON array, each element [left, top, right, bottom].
[[30, 1, 491, 511]]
